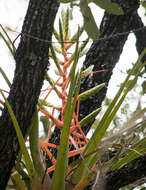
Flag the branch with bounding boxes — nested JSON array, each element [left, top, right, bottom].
[[0, 0, 59, 188], [132, 12, 146, 63], [105, 154, 146, 190]]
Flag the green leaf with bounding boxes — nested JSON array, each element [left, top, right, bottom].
[[40, 116, 50, 136], [80, 0, 100, 39], [52, 44, 62, 54], [50, 44, 63, 76], [78, 38, 89, 54], [0, 67, 11, 87], [90, 0, 124, 15], [78, 83, 105, 101], [14, 163, 31, 189], [111, 138, 146, 170], [1, 91, 35, 179], [45, 74, 63, 98], [142, 81, 146, 94], [141, 1, 146, 8], [61, 8, 70, 40], [80, 107, 101, 127], [53, 29, 61, 42], [0, 24, 15, 55], [71, 49, 146, 185], [124, 78, 138, 92], [81, 65, 94, 77], [65, 8, 70, 40], [73, 171, 94, 190], [29, 108, 50, 188], [29, 108, 46, 179], [59, 18, 64, 49], [67, 26, 84, 50], [11, 171, 27, 190]]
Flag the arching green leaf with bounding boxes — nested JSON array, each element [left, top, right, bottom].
[[0, 91, 35, 179], [80, 0, 100, 39], [80, 107, 101, 127], [78, 83, 105, 101], [89, 0, 124, 15]]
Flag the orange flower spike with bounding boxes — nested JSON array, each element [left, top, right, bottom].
[[41, 147, 56, 164], [64, 55, 69, 62], [70, 121, 77, 133], [56, 82, 63, 87], [39, 141, 57, 149], [47, 165, 56, 174], [53, 106, 62, 112], [62, 48, 68, 61], [44, 147, 56, 165], [77, 141, 86, 145], [73, 112, 88, 143], [64, 43, 69, 52], [77, 138, 82, 148], [59, 61, 65, 68], [40, 109, 63, 129], [41, 88, 50, 93], [77, 100, 80, 118], [72, 131, 84, 139], [40, 87, 52, 97], [68, 147, 84, 158], [77, 124, 88, 144], [40, 143, 56, 165], [63, 66, 67, 77], [70, 113, 79, 133], [64, 55, 74, 68], [64, 77, 70, 90]]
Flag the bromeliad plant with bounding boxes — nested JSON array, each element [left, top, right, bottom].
[[0, 8, 146, 190], [38, 9, 105, 176]]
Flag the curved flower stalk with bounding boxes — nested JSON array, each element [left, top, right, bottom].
[[38, 9, 104, 178]]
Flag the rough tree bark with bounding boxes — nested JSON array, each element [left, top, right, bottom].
[[105, 154, 146, 190], [0, 0, 146, 189], [0, 0, 59, 189]]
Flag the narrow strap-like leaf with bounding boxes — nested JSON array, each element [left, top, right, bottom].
[[89, 0, 124, 15], [50, 44, 63, 76], [80, 107, 101, 127], [80, 0, 100, 39], [0, 67, 11, 87], [59, 18, 64, 50], [1, 91, 35, 179], [78, 83, 105, 101]]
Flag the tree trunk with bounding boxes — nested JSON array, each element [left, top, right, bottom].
[[0, 0, 146, 189], [0, 0, 59, 189]]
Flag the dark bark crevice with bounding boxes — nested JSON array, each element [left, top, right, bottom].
[[104, 154, 146, 190], [0, 0, 59, 189]]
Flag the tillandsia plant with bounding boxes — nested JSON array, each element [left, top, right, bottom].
[[0, 8, 146, 190]]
